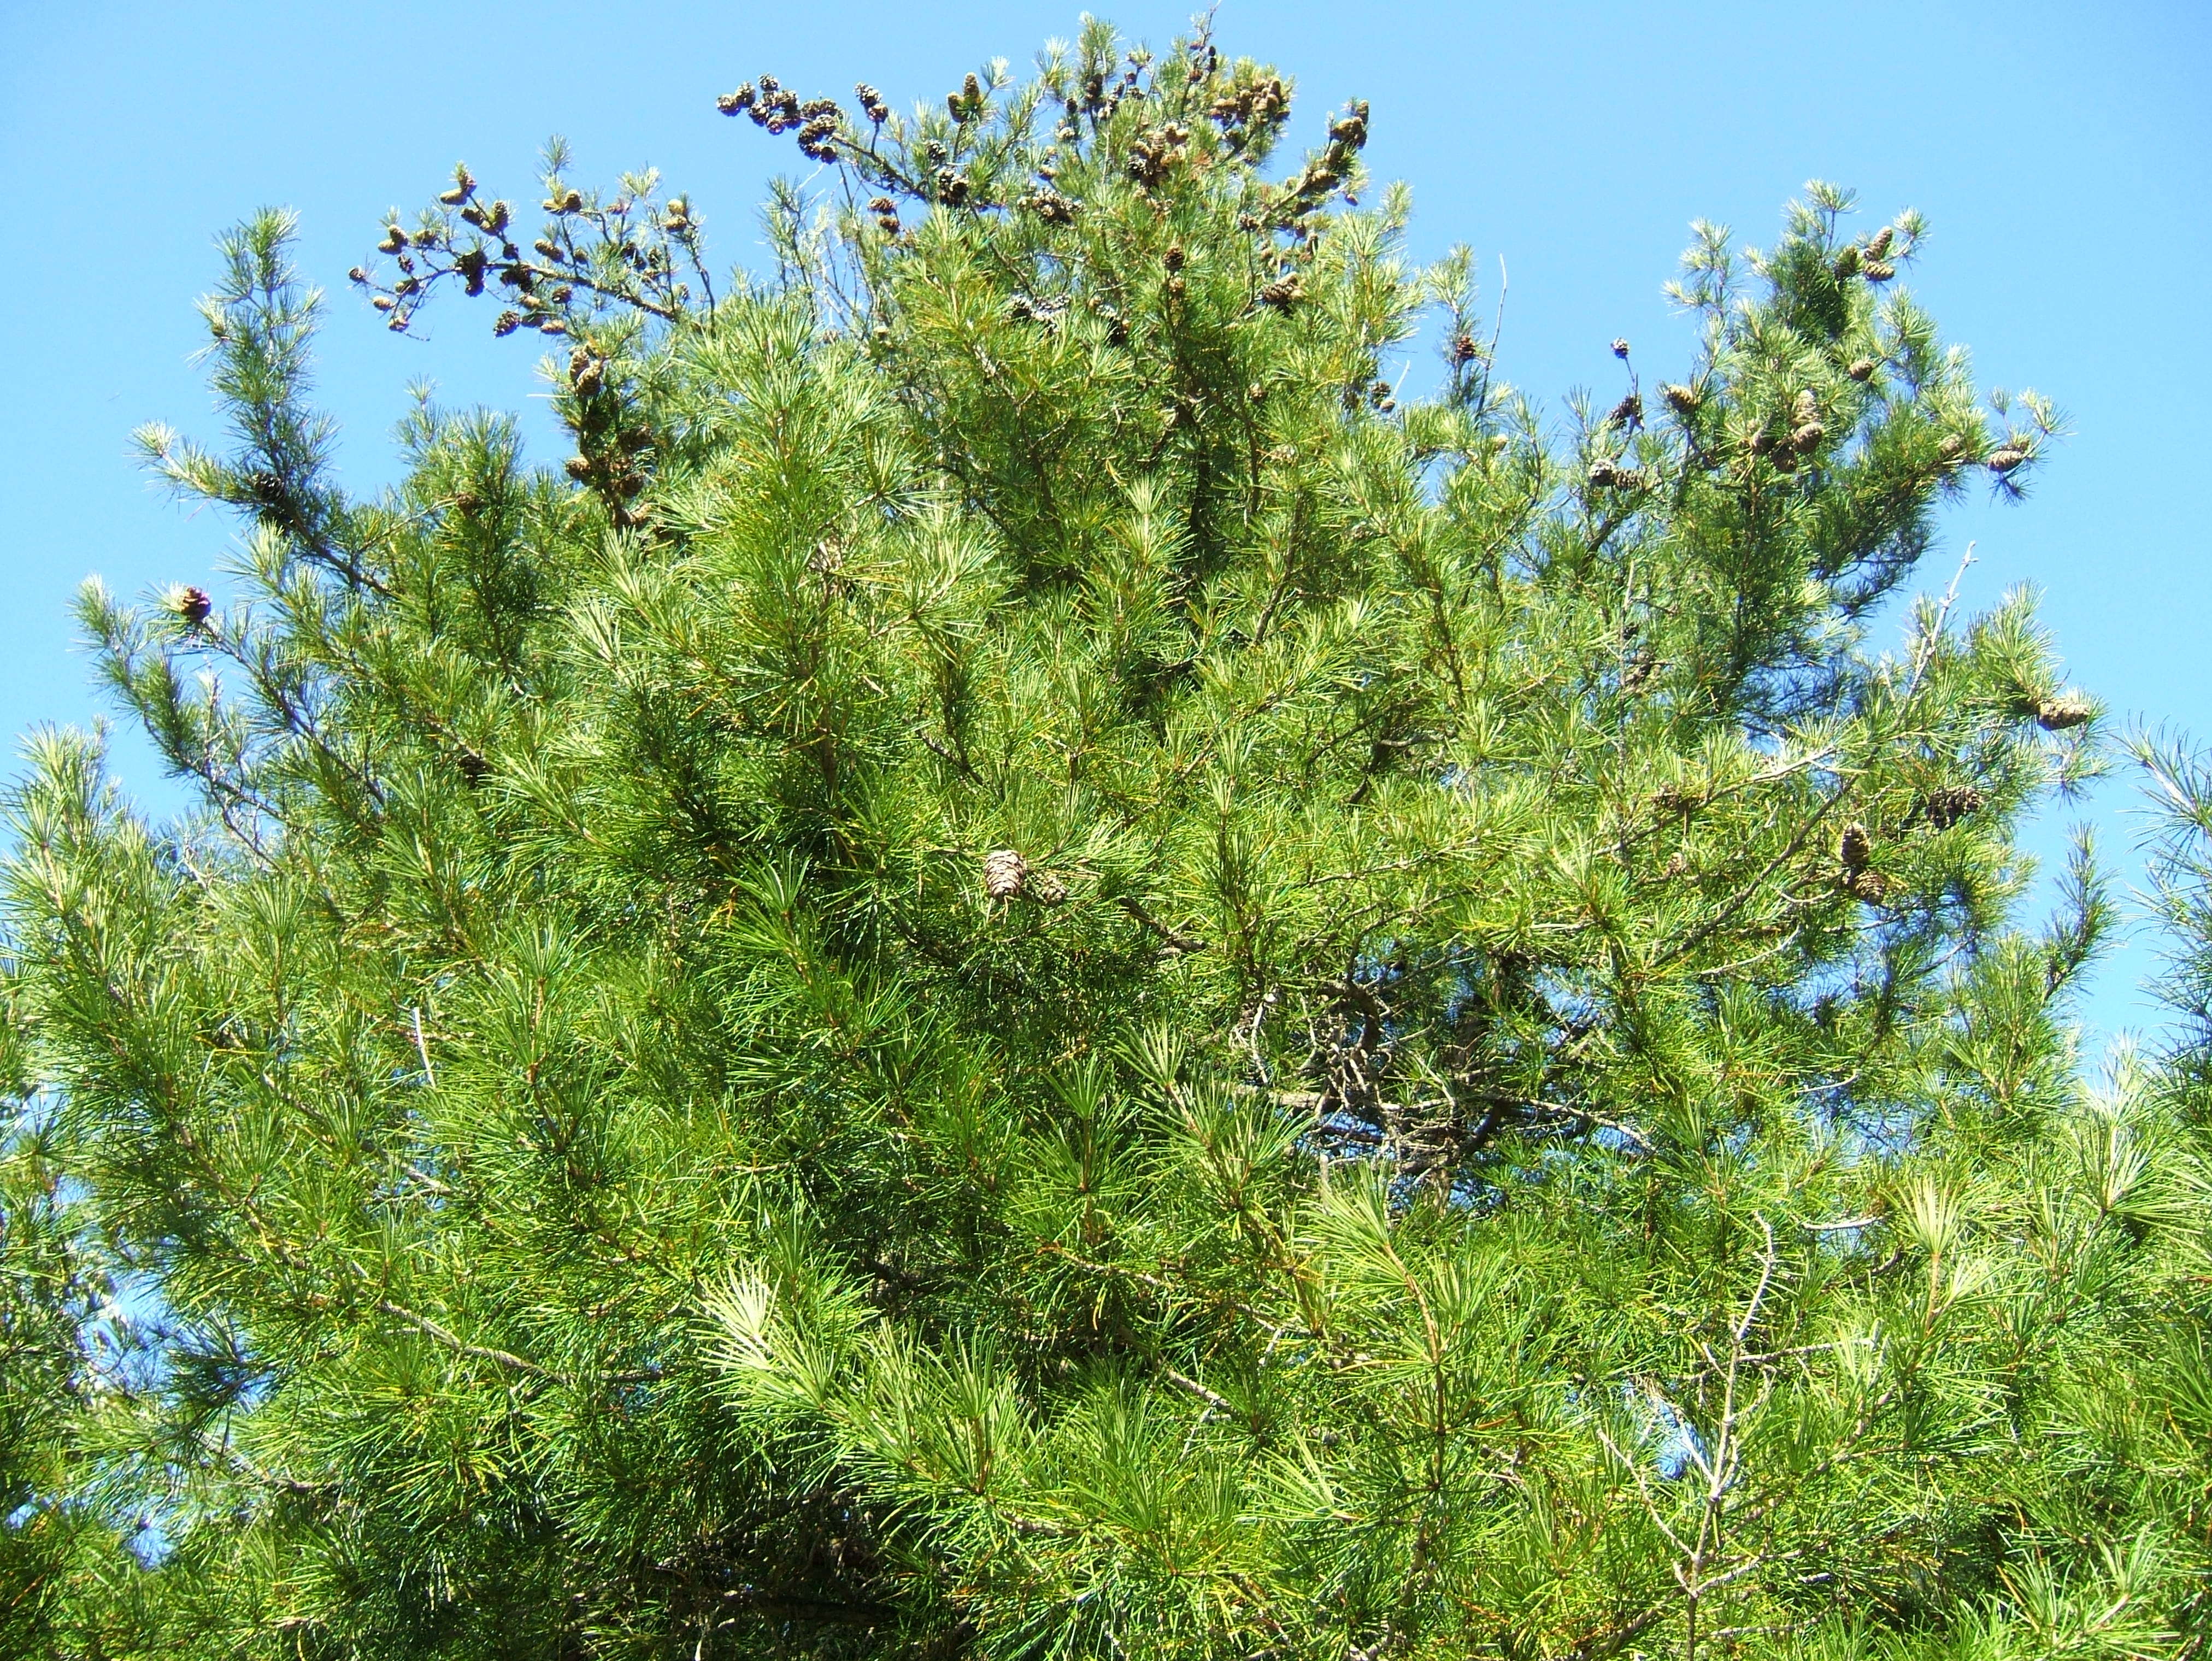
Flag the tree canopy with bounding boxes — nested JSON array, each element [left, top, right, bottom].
[[7, 17, 2210, 1661]]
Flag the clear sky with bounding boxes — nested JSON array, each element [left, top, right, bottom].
[[2, 1, 2206, 1040]]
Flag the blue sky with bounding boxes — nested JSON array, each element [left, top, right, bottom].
[[2, 0, 2205, 1039]]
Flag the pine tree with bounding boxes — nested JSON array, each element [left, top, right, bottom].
[[7, 17, 2204, 1659]]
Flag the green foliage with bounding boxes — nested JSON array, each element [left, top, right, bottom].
[[4, 17, 2202, 1660]]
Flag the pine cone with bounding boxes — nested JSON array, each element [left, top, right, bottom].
[[378, 226, 407, 254], [1794, 390, 1819, 423], [1987, 446, 2026, 475], [1022, 189, 1074, 225], [1028, 870, 1068, 906], [1832, 244, 1861, 279], [1448, 332, 1482, 366], [1924, 785, 1984, 829], [1848, 868, 1890, 904], [1792, 420, 1826, 453], [169, 585, 213, 627], [1862, 258, 1896, 282], [2035, 692, 2093, 731], [1605, 392, 1643, 432], [1938, 434, 1966, 463], [984, 849, 1029, 900], [1846, 357, 1876, 381], [1257, 272, 1304, 311], [1866, 225, 1895, 260], [1611, 337, 1631, 358], [1840, 822, 1873, 872], [1587, 459, 1623, 488], [1661, 382, 1699, 415]]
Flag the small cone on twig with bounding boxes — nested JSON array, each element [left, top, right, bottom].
[[1848, 868, 1890, 904], [1924, 785, 1983, 829], [984, 849, 1029, 900], [2035, 692, 2092, 732]]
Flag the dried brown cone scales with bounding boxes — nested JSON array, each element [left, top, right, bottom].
[[984, 849, 1028, 900], [1840, 822, 1873, 873], [1924, 785, 1984, 829], [2035, 692, 2093, 732], [169, 585, 213, 627]]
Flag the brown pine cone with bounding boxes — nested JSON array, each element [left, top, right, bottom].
[[2035, 692, 2093, 731], [1924, 785, 1984, 829], [984, 849, 1028, 900]]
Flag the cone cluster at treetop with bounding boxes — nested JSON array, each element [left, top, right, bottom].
[[10, 16, 2212, 1660]]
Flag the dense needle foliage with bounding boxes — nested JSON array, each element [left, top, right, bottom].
[[7, 17, 2211, 1660]]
